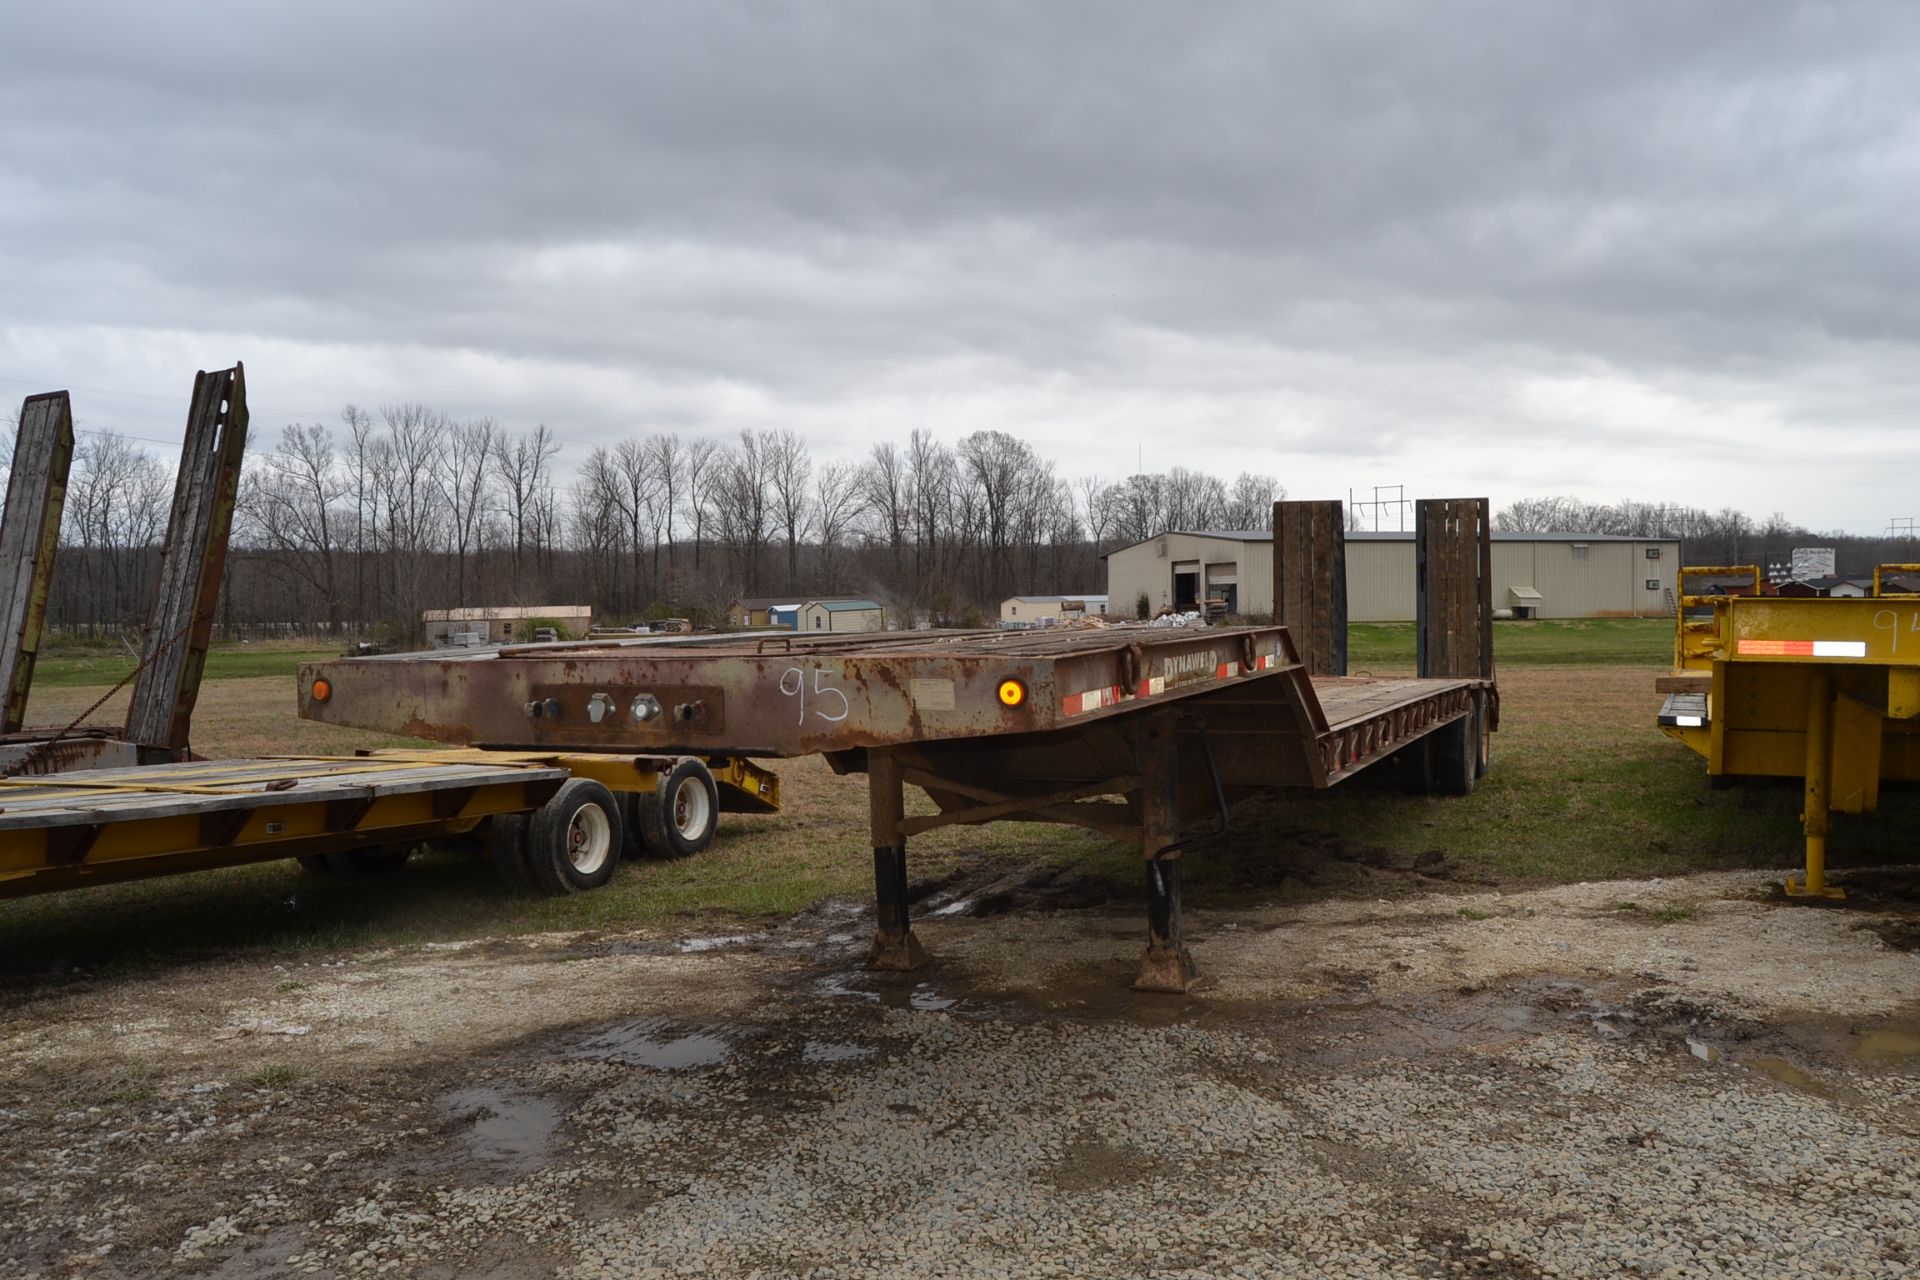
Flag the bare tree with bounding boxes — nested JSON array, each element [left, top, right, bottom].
[[712, 432, 772, 594], [861, 441, 910, 578], [906, 429, 955, 607], [375, 403, 450, 639], [438, 417, 498, 606], [1223, 473, 1283, 530], [680, 437, 720, 573], [610, 438, 659, 606], [814, 460, 864, 591], [647, 432, 681, 590], [246, 422, 349, 631], [58, 432, 171, 634], [766, 429, 812, 592], [493, 423, 559, 576], [342, 404, 377, 629]]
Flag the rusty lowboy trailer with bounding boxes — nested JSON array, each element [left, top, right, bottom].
[[301, 619, 1494, 990]]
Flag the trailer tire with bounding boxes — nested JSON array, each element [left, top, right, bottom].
[[526, 780, 623, 894], [1432, 714, 1476, 797], [295, 854, 335, 876], [635, 759, 720, 858], [487, 814, 534, 891]]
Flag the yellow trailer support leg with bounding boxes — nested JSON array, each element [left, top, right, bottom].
[[1787, 671, 1845, 900]]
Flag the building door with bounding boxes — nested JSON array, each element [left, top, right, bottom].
[[1173, 562, 1200, 610], [1206, 562, 1238, 616]]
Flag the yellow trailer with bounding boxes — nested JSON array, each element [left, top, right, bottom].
[[1658, 563, 1920, 897], [0, 750, 778, 901]]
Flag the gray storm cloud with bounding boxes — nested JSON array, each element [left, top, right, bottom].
[[3, 0, 1918, 529]]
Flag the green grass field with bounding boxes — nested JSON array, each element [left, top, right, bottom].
[[1346, 617, 1672, 670], [27, 641, 340, 689]]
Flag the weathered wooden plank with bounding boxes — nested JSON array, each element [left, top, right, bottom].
[[1415, 497, 1492, 679], [1271, 499, 1347, 675], [125, 365, 249, 752], [0, 391, 75, 732]]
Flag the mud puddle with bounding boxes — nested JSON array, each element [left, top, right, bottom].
[[810, 970, 974, 1013], [1745, 1055, 1830, 1096], [1852, 1026, 1920, 1062], [1636, 999, 1920, 1100], [441, 1085, 564, 1173], [569, 1016, 741, 1070]]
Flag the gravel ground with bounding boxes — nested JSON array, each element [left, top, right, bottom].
[[3, 869, 1918, 1279]]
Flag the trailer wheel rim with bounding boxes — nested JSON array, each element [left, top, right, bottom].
[[566, 804, 613, 873], [671, 776, 713, 841]]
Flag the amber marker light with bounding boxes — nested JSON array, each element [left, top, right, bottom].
[[997, 678, 1026, 708], [311, 678, 332, 703]]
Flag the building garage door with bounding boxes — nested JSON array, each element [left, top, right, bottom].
[[1206, 562, 1238, 615]]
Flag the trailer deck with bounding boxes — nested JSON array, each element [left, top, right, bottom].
[[298, 627, 1490, 770], [0, 754, 568, 898], [301, 624, 1494, 989], [0, 748, 783, 900]]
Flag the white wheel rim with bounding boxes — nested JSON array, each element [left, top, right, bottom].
[[567, 804, 613, 873], [671, 777, 712, 841]]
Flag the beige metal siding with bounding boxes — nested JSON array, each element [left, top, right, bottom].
[[1511, 541, 1677, 618], [799, 603, 883, 632], [831, 606, 885, 633], [1104, 535, 1273, 617], [1115, 535, 1680, 623], [1346, 542, 1416, 622]]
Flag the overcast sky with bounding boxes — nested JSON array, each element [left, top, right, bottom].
[[4, 2, 1918, 532]]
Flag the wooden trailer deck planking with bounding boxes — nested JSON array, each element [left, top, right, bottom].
[[300, 619, 1494, 990]]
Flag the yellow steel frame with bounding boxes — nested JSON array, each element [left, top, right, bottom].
[[0, 750, 780, 900], [352, 748, 782, 813], [1663, 567, 1920, 898]]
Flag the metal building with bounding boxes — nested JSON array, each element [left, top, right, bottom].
[[1104, 530, 1680, 621], [796, 599, 887, 633], [727, 595, 874, 627], [423, 605, 593, 646], [999, 594, 1110, 627]]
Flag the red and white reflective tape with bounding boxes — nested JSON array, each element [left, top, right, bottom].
[[1736, 639, 1868, 658], [1070, 649, 1280, 715], [1062, 684, 1125, 716]]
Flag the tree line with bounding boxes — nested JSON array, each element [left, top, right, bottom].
[[16, 393, 1913, 642], [22, 404, 1283, 640]]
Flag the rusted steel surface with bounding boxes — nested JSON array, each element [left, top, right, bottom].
[[302, 625, 1305, 756], [1311, 677, 1481, 783], [303, 623, 1490, 787], [0, 730, 143, 776], [125, 364, 249, 753], [0, 391, 75, 734]]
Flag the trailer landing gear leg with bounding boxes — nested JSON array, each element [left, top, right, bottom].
[[1135, 855, 1196, 992], [1787, 671, 1846, 900], [1133, 710, 1196, 992], [866, 748, 928, 970]]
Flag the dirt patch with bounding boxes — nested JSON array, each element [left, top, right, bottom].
[[4, 868, 1920, 1279]]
